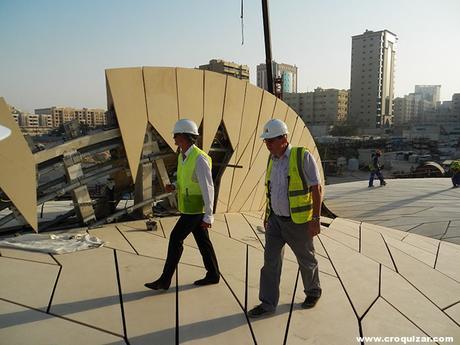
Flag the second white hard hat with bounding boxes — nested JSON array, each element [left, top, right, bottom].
[[260, 119, 289, 139], [172, 119, 199, 136]]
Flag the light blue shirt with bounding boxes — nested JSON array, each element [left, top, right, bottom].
[[269, 145, 320, 217]]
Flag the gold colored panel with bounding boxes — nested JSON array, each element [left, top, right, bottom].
[[251, 91, 276, 166], [0, 98, 37, 230], [176, 68, 203, 129], [222, 77, 247, 150], [235, 83, 263, 163], [298, 126, 325, 186], [227, 85, 263, 210], [203, 71, 226, 153], [284, 108, 297, 140], [272, 98, 288, 121], [240, 173, 264, 211], [215, 154, 236, 214], [290, 117, 305, 146], [143, 67, 178, 150], [105, 68, 148, 181], [231, 143, 270, 212]]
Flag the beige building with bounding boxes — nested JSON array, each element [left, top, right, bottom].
[[284, 88, 349, 126], [199, 59, 249, 80], [257, 61, 298, 93], [349, 29, 397, 129], [35, 107, 107, 128], [393, 94, 434, 125]]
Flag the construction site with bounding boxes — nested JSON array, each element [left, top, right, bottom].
[[0, 66, 459, 344]]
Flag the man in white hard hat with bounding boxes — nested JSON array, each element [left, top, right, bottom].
[[248, 118, 322, 317], [145, 119, 220, 290]]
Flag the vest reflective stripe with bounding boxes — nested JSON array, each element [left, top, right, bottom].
[[265, 147, 313, 224], [177, 146, 212, 214]]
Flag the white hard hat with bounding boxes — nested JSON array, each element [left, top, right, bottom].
[[172, 119, 199, 136], [260, 119, 289, 139]]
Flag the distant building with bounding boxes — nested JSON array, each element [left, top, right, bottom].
[[393, 94, 434, 125], [284, 88, 349, 126], [414, 85, 441, 104], [395, 91, 460, 125], [257, 61, 298, 93], [198, 59, 249, 80], [35, 107, 107, 128], [451, 93, 460, 118], [349, 29, 397, 129]]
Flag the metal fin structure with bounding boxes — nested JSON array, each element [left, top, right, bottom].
[[0, 97, 37, 230]]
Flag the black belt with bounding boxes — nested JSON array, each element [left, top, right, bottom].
[[274, 214, 291, 220]]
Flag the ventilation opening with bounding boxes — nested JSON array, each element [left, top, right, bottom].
[[207, 121, 234, 211]]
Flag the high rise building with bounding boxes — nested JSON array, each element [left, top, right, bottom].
[[349, 29, 397, 129], [414, 85, 441, 104], [284, 88, 349, 126], [198, 59, 249, 80], [257, 62, 298, 93]]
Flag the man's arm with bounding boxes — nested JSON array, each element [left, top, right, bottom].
[[196, 155, 215, 226], [309, 184, 322, 236], [303, 151, 322, 236]]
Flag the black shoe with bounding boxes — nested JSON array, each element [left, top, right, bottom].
[[144, 279, 169, 291], [247, 305, 275, 318], [302, 295, 321, 309], [380, 182, 387, 186], [193, 276, 220, 286]]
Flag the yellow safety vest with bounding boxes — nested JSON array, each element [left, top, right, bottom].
[[451, 160, 460, 172], [265, 147, 313, 224], [177, 146, 212, 214]]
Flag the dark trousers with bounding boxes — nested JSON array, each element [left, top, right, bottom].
[[452, 172, 460, 187], [160, 214, 220, 284], [369, 170, 385, 186]]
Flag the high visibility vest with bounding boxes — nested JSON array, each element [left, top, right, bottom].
[[265, 147, 313, 224], [177, 145, 212, 214], [451, 160, 460, 172]]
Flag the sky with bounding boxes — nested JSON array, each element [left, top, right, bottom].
[[1, 0, 459, 112]]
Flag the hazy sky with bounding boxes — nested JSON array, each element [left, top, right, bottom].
[[1, 0, 459, 112]]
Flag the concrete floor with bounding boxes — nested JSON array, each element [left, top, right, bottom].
[[325, 178, 460, 245], [1, 206, 459, 344]]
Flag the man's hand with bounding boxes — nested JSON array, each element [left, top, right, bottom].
[[165, 184, 175, 193], [308, 220, 321, 237], [200, 221, 211, 229]]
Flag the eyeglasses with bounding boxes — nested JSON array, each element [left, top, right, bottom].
[[263, 135, 284, 144]]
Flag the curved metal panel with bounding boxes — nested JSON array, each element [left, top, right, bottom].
[[143, 67, 178, 150], [222, 77, 247, 150], [203, 71, 226, 153], [228, 84, 263, 210], [250, 91, 276, 166], [272, 98, 288, 121], [106, 68, 148, 182], [0, 98, 37, 230], [176, 68, 203, 130]]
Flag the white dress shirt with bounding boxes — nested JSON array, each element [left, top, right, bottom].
[[181, 145, 214, 224]]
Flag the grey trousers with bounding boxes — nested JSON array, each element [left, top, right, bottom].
[[259, 214, 321, 311]]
